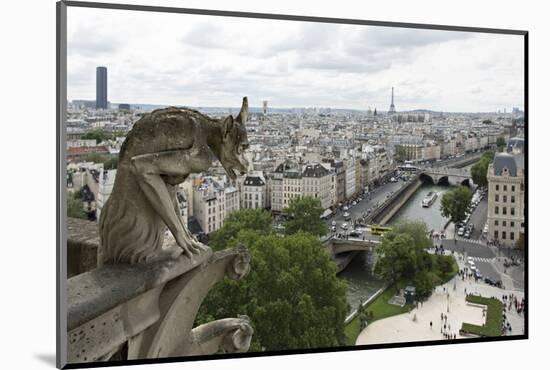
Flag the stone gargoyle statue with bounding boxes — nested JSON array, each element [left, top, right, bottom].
[[99, 97, 250, 264], [66, 98, 254, 365]]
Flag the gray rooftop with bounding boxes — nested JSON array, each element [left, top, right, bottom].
[[493, 152, 524, 177]]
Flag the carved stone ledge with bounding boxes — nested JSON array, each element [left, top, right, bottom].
[[67, 246, 252, 364]]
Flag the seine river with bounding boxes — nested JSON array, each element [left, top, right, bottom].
[[339, 183, 452, 312]]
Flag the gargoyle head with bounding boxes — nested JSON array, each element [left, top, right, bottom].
[[219, 97, 250, 180]]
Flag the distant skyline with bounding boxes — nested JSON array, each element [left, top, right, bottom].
[[67, 7, 525, 112]]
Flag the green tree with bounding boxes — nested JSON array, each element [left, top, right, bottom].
[[374, 232, 417, 281], [67, 192, 86, 219], [413, 270, 435, 301], [391, 220, 432, 250], [470, 151, 495, 187], [196, 230, 349, 351], [515, 233, 525, 252], [283, 196, 327, 237], [103, 157, 118, 170], [440, 186, 472, 228], [209, 208, 273, 251], [496, 136, 506, 152], [82, 130, 109, 143], [84, 153, 106, 164], [437, 256, 454, 275]]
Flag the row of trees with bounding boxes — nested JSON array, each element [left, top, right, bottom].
[[197, 197, 349, 352], [81, 129, 126, 144]]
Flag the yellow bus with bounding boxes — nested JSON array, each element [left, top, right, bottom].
[[369, 225, 392, 236]]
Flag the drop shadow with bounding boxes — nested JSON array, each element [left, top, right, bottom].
[[34, 353, 56, 367]]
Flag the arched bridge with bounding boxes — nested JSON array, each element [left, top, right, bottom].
[[421, 167, 473, 187], [324, 237, 380, 256]]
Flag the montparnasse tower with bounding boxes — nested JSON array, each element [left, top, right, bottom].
[[388, 86, 396, 114]]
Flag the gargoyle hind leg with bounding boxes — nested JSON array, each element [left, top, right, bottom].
[[131, 149, 210, 259]]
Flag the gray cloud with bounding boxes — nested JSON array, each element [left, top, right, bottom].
[[68, 24, 125, 57], [67, 8, 524, 111]]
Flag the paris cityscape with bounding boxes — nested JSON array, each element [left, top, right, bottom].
[[64, 9, 526, 364]]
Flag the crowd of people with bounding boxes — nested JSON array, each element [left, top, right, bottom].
[[428, 312, 459, 340]]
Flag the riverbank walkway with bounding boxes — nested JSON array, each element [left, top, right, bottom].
[[355, 254, 525, 345]]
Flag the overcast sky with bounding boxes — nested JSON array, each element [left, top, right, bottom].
[[67, 7, 524, 112]]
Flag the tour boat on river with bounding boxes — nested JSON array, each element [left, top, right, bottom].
[[422, 191, 438, 208]]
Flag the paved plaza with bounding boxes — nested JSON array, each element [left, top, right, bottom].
[[355, 254, 525, 345]]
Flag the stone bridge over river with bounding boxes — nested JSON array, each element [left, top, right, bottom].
[[421, 167, 473, 187]]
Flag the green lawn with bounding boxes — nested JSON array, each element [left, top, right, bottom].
[[461, 295, 503, 337], [344, 254, 459, 345], [344, 315, 361, 346]]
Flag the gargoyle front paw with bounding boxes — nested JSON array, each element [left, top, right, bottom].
[[191, 240, 209, 252], [176, 234, 201, 258]]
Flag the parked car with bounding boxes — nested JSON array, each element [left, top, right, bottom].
[[458, 227, 465, 236], [331, 226, 337, 232], [343, 206, 349, 211], [341, 223, 349, 230], [474, 270, 483, 280], [349, 230, 362, 237], [343, 212, 351, 220]]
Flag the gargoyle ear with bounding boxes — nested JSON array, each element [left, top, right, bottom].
[[236, 96, 248, 124], [223, 115, 234, 140]]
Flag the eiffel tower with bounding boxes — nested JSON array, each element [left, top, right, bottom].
[[388, 86, 396, 114]]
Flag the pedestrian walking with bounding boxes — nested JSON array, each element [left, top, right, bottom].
[[430, 321, 433, 330]]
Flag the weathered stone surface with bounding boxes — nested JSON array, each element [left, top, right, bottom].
[[98, 97, 250, 264], [66, 97, 254, 365], [67, 217, 100, 277], [67, 247, 252, 363], [68, 248, 212, 331]]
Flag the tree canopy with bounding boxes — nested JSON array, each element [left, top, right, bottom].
[[374, 220, 432, 282], [208, 208, 273, 251], [440, 186, 473, 226], [196, 211, 349, 351], [470, 151, 495, 187], [81, 129, 126, 144], [496, 136, 507, 152], [374, 232, 417, 281], [374, 220, 457, 301], [283, 196, 327, 237], [67, 191, 86, 219], [515, 233, 525, 252]]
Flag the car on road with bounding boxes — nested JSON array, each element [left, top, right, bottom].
[[343, 206, 349, 211], [331, 220, 337, 226], [474, 269, 483, 280], [352, 201, 357, 206], [458, 227, 465, 236], [464, 229, 471, 239], [330, 226, 336, 232], [343, 212, 351, 220], [349, 230, 362, 237], [341, 223, 349, 230]]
